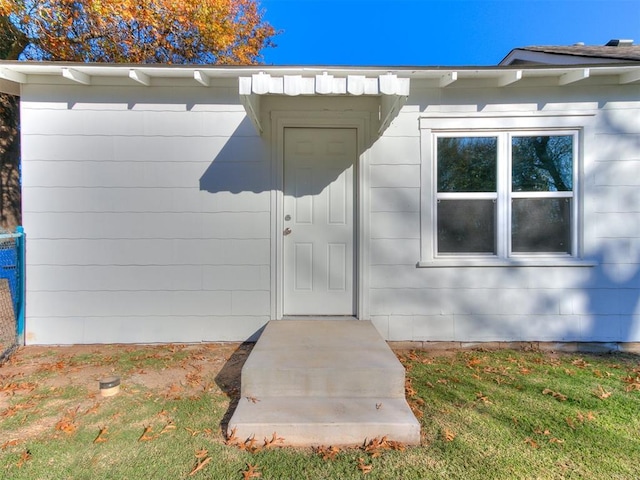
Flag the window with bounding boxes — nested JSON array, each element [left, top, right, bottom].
[[433, 131, 578, 260]]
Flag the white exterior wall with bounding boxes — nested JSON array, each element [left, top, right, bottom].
[[370, 82, 640, 343], [22, 84, 271, 344], [20, 77, 640, 344]]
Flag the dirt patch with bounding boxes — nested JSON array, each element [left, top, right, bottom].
[[0, 342, 254, 442]]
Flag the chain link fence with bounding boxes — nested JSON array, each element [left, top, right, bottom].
[[0, 228, 25, 363]]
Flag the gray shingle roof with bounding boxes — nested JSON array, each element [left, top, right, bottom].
[[520, 45, 640, 61]]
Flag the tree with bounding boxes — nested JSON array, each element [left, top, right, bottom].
[[0, 0, 276, 64], [0, 0, 277, 230]]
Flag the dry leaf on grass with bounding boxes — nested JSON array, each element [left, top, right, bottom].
[[263, 432, 284, 449], [622, 375, 640, 392], [93, 427, 109, 444], [138, 425, 155, 442], [1, 439, 21, 450], [314, 445, 341, 461], [442, 429, 456, 442], [188, 456, 211, 476], [242, 463, 261, 479], [593, 385, 612, 400], [542, 388, 568, 401], [16, 450, 31, 468], [357, 457, 373, 475], [160, 423, 176, 435], [571, 358, 591, 368], [475, 392, 492, 404], [524, 438, 539, 449]]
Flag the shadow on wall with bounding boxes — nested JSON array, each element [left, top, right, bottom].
[[582, 108, 640, 343], [199, 117, 272, 195], [199, 119, 357, 197]]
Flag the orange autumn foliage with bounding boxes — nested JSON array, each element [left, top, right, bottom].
[[0, 0, 276, 64]]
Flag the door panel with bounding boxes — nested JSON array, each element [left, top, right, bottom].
[[283, 128, 356, 315]]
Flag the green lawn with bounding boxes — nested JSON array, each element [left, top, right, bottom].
[[0, 344, 638, 479]]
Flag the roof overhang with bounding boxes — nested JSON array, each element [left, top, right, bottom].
[[238, 71, 410, 134], [1, 62, 639, 134]]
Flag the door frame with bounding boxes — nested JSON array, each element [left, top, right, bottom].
[[270, 111, 372, 320]]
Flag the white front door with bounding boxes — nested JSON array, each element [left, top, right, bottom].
[[283, 127, 356, 316]]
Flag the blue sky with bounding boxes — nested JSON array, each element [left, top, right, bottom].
[[259, 0, 640, 66]]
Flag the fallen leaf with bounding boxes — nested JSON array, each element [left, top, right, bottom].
[[357, 457, 373, 475], [314, 445, 340, 461], [16, 450, 31, 468], [185, 428, 201, 437], [263, 432, 284, 449], [246, 396, 260, 403], [593, 385, 612, 400], [475, 392, 492, 404], [139, 425, 155, 442], [160, 423, 176, 435], [549, 437, 565, 444], [572, 358, 591, 368], [524, 437, 539, 448], [188, 456, 211, 476], [93, 427, 109, 444], [1, 439, 21, 450], [226, 427, 239, 445], [244, 435, 260, 453], [542, 388, 567, 401], [442, 429, 456, 442], [242, 463, 261, 479], [194, 449, 208, 459]]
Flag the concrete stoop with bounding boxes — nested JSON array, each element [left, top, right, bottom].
[[227, 320, 421, 447]]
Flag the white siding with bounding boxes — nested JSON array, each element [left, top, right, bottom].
[[20, 79, 640, 344], [22, 85, 270, 344], [371, 83, 640, 343]]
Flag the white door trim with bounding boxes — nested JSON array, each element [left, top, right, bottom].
[[270, 111, 372, 320]]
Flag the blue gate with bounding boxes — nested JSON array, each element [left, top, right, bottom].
[[0, 227, 25, 363]]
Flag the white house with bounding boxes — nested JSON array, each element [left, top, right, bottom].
[[1, 42, 639, 346]]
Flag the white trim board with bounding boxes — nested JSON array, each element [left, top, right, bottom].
[[270, 111, 373, 320]]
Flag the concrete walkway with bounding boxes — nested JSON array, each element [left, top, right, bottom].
[[227, 320, 421, 446]]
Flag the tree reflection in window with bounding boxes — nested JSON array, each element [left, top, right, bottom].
[[512, 136, 573, 192]]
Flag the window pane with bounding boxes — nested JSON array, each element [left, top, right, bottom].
[[512, 136, 573, 192], [438, 137, 497, 192], [512, 198, 571, 253], [438, 200, 496, 253]]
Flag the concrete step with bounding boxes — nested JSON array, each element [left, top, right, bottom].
[[240, 320, 406, 398], [227, 320, 421, 446], [228, 396, 420, 447]]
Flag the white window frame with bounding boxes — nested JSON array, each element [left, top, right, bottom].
[[418, 113, 596, 268]]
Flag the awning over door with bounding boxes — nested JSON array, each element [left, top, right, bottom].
[[239, 72, 410, 135]]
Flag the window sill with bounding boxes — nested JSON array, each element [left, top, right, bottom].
[[417, 258, 598, 268]]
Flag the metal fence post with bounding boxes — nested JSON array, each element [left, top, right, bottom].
[[16, 226, 25, 345]]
